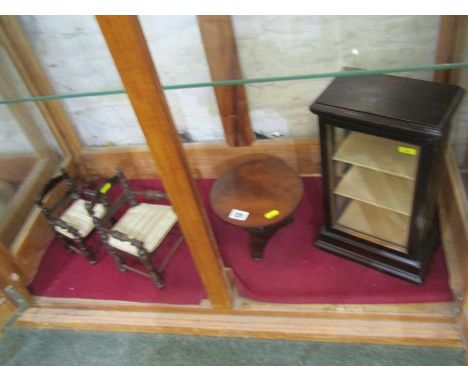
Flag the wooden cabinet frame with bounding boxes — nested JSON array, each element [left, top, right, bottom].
[[0, 16, 467, 359]]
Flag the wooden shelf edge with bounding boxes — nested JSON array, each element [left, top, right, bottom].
[[15, 304, 462, 348]]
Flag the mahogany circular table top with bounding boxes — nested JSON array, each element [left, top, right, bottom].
[[210, 155, 304, 228]]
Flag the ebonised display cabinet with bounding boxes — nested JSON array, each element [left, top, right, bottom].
[[310, 73, 464, 283]]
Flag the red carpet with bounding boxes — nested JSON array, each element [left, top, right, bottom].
[[29, 177, 453, 305]]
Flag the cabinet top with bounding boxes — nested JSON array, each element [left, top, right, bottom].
[[310, 74, 464, 136]]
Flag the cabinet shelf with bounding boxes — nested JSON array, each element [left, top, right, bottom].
[[337, 199, 409, 247], [333, 131, 419, 180], [334, 166, 415, 215]]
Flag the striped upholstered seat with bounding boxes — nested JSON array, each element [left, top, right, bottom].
[[55, 199, 106, 239], [107, 203, 178, 256]]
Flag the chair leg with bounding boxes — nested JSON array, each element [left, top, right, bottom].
[[108, 248, 126, 272], [140, 256, 164, 289], [75, 237, 96, 264], [57, 235, 72, 254]]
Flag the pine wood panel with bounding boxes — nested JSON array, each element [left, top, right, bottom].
[[96, 16, 233, 309], [0, 242, 31, 305], [197, 16, 254, 147], [0, 298, 15, 327], [0, 154, 38, 183], [337, 200, 409, 247], [439, 149, 468, 307], [334, 166, 415, 216], [80, 138, 321, 180], [434, 16, 466, 85], [333, 131, 419, 180], [17, 297, 461, 347]]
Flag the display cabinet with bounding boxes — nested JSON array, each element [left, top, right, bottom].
[[310, 73, 464, 283]]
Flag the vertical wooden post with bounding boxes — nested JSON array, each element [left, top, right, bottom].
[[434, 16, 466, 84], [197, 16, 254, 147], [96, 16, 233, 310], [0, 243, 31, 305]]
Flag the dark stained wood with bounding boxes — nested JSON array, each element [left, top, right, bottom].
[[311, 73, 464, 283], [434, 16, 466, 85], [210, 155, 304, 259], [96, 16, 233, 309], [313, 74, 463, 135], [197, 16, 254, 147]]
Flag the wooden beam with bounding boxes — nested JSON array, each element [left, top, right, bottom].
[[0, 16, 83, 163], [0, 297, 15, 327], [16, 297, 462, 347], [438, 148, 468, 360], [0, 242, 31, 305], [439, 149, 468, 307], [197, 16, 254, 147], [80, 138, 321, 179], [434, 16, 466, 84], [96, 16, 233, 310]]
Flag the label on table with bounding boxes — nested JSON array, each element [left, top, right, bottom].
[[228, 209, 249, 221], [264, 210, 280, 219]]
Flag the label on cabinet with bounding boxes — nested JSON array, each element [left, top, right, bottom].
[[397, 146, 418, 156]]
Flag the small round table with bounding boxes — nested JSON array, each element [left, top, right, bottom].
[[210, 155, 304, 260]]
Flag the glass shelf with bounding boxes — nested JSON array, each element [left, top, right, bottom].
[[0, 63, 467, 106]]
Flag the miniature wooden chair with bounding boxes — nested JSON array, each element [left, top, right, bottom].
[[35, 168, 106, 264], [86, 168, 183, 289]]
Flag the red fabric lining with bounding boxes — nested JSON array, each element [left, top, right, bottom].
[[28, 178, 453, 305]]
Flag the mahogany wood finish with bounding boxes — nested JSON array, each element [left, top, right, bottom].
[[197, 16, 254, 147], [311, 73, 464, 283], [210, 155, 303, 260], [96, 16, 233, 309]]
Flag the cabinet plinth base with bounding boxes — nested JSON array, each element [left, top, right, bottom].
[[315, 226, 426, 284]]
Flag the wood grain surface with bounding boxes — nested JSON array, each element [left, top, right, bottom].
[[210, 155, 304, 227], [96, 16, 233, 309]]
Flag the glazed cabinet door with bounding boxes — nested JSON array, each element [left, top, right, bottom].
[[319, 121, 422, 255]]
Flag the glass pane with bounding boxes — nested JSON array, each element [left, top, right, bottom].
[[328, 125, 420, 250], [5, 15, 464, 144], [451, 71, 468, 192], [233, 15, 441, 81], [0, 38, 63, 246], [18, 15, 122, 94]]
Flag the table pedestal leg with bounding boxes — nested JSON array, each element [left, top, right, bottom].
[[246, 216, 293, 261]]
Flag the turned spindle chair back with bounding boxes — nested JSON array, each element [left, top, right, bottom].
[[35, 168, 105, 264], [86, 168, 183, 289]]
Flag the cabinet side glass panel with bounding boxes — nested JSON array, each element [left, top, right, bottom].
[[327, 125, 420, 251]]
